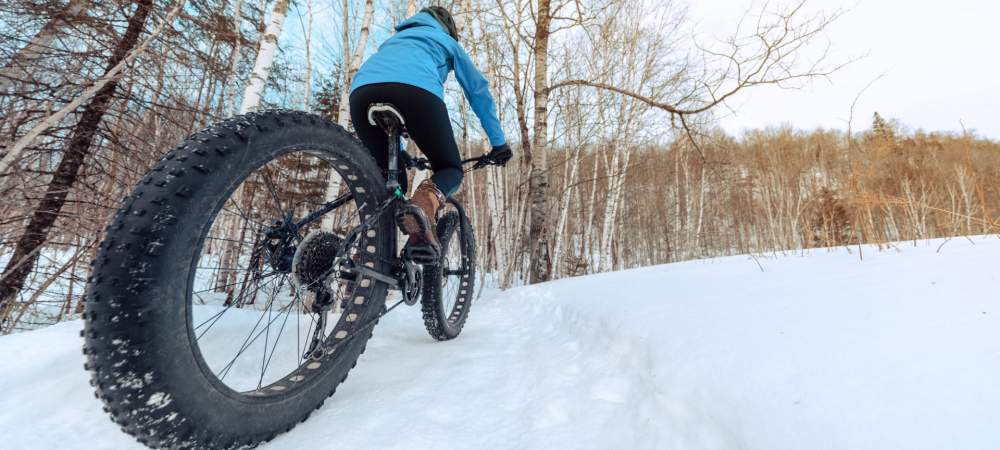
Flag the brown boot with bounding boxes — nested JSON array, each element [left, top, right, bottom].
[[398, 179, 445, 252]]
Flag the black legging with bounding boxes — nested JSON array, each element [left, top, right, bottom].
[[349, 83, 463, 197]]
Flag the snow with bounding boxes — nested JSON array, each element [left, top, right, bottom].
[[1, 236, 999, 449]]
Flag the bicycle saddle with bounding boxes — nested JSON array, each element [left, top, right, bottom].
[[367, 103, 407, 136]]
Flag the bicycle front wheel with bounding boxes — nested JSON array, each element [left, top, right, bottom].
[[83, 110, 393, 449], [422, 210, 476, 340]]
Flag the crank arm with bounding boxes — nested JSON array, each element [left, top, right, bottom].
[[349, 264, 399, 288]]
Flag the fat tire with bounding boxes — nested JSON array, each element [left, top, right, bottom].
[[421, 211, 476, 340], [82, 110, 392, 449]]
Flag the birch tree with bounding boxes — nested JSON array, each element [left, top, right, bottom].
[[322, 0, 374, 230], [222, 0, 246, 114], [214, 0, 293, 297], [526, 0, 553, 283], [239, 0, 291, 113], [302, 0, 314, 111], [335, 0, 375, 126]]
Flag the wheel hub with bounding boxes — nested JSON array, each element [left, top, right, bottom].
[[263, 218, 298, 273]]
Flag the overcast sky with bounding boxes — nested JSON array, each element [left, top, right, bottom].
[[685, 0, 1000, 139]]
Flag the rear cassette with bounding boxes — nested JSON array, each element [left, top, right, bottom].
[[292, 231, 344, 291]]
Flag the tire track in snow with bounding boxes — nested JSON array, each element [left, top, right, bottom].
[[269, 289, 679, 449]]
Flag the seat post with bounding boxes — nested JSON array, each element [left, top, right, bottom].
[[366, 103, 408, 198], [386, 128, 402, 197]]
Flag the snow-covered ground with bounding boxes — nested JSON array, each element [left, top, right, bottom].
[[2, 236, 999, 449]]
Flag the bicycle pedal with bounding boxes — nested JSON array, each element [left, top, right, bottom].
[[404, 244, 440, 265]]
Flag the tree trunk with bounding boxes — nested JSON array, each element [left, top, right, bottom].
[[336, 0, 374, 126], [302, 0, 314, 111], [222, 0, 246, 115], [581, 149, 600, 270], [238, 0, 290, 114], [551, 142, 582, 277], [323, 0, 374, 230], [217, 0, 284, 294], [336, 0, 351, 119], [0, 0, 155, 323], [0, 0, 87, 94], [527, 0, 552, 284], [0, 0, 184, 175]]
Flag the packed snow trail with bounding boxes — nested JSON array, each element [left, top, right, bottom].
[[2, 237, 999, 449]]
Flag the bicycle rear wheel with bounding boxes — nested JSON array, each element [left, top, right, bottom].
[[83, 110, 392, 449], [421, 210, 476, 340]]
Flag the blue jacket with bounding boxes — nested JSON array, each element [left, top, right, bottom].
[[350, 12, 506, 147]]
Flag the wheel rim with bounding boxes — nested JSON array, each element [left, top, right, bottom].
[[188, 148, 375, 395]]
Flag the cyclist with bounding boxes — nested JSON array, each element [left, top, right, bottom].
[[349, 6, 511, 254]]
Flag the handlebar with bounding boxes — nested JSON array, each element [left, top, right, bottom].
[[402, 152, 496, 172]]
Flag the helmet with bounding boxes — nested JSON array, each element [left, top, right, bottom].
[[421, 6, 459, 41]]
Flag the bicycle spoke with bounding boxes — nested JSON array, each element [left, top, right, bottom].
[[221, 205, 267, 231], [259, 279, 296, 389], [195, 274, 283, 340], [216, 297, 300, 382], [203, 235, 255, 245], [260, 166, 289, 221], [298, 294, 318, 365], [217, 275, 291, 381], [296, 289, 302, 366], [186, 148, 380, 394], [191, 271, 280, 297], [197, 265, 260, 272]]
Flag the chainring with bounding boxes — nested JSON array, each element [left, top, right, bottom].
[[402, 263, 422, 305]]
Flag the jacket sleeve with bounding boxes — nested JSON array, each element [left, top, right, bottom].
[[452, 44, 506, 147]]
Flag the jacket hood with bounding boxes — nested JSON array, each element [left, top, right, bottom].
[[395, 11, 446, 34]]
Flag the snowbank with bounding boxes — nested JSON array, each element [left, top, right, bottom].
[[1, 237, 998, 449]]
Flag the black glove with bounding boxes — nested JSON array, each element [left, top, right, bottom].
[[483, 143, 513, 167]]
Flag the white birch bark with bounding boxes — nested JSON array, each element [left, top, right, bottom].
[[302, 0, 313, 111], [581, 149, 600, 270], [597, 146, 622, 272], [483, 142, 508, 284], [673, 146, 681, 260], [222, 0, 246, 114], [335, 0, 374, 126], [597, 98, 639, 272], [238, 0, 290, 114], [322, 0, 374, 230], [318, 0, 352, 230], [220, 0, 286, 290], [551, 143, 582, 277], [693, 161, 706, 254], [339, 0, 350, 114], [527, 0, 553, 283]]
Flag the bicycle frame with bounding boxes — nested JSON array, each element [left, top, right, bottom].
[[278, 106, 483, 296]]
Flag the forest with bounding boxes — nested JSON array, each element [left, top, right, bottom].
[[1, 0, 997, 333]]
